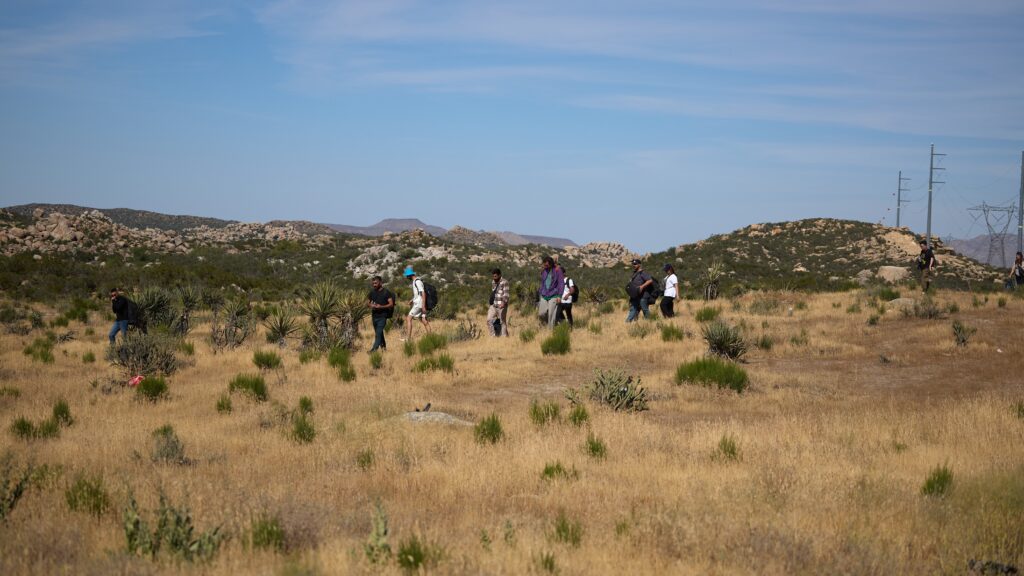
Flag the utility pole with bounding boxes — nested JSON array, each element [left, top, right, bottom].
[[927, 144, 945, 247], [1018, 150, 1023, 254], [896, 171, 911, 228]]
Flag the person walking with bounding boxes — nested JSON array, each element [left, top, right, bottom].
[[626, 259, 654, 322], [366, 276, 395, 352], [1008, 251, 1024, 290], [661, 263, 679, 318], [108, 288, 132, 344], [537, 256, 564, 329], [557, 263, 576, 328], [402, 265, 431, 341], [917, 240, 936, 293], [487, 267, 510, 336]]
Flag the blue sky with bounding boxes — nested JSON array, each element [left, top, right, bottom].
[[1, 1, 1022, 252]]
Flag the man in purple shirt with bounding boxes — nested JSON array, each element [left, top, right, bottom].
[[537, 255, 564, 329]]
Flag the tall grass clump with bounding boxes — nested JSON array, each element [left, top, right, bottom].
[[150, 425, 187, 464], [675, 357, 749, 393], [715, 434, 740, 461], [291, 402, 315, 444], [627, 322, 654, 339], [414, 353, 455, 373], [474, 413, 504, 444], [921, 464, 954, 497], [417, 332, 448, 356], [529, 399, 561, 426], [952, 320, 976, 347], [694, 306, 720, 322], [660, 323, 685, 342], [216, 394, 232, 414], [229, 374, 268, 402], [82, 351, 96, 364], [579, 369, 648, 412], [22, 335, 55, 364], [123, 491, 223, 562], [369, 350, 383, 370], [328, 346, 356, 381], [541, 323, 571, 355], [397, 534, 443, 572], [65, 474, 111, 517], [249, 514, 286, 552], [701, 320, 747, 360], [541, 462, 578, 481], [584, 433, 606, 459], [568, 404, 589, 427], [519, 328, 537, 343], [253, 350, 282, 370], [551, 511, 582, 547]]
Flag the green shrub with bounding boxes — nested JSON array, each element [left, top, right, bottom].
[[23, 336, 55, 364], [530, 399, 561, 426], [402, 340, 416, 357], [216, 394, 232, 414], [397, 534, 443, 572], [541, 462, 578, 481], [298, 396, 313, 415], [136, 376, 169, 402], [701, 320, 747, 360], [1014, 400, 1024, 420], [82, 351, 96, 364], [177, 340, 195, 356], [369, 350, 383, 369], [150, 425, 187, 464], [998, 297, 1007, 308], [291, 413, 315, 444], [474, 413, 504, 444], [867, 314, 880, 326], [519, 328, 537, 343], [356, 448, 375, 470], [107, 332, 180, 376], [921, 464, 953, 497], [694, 306, 720, 322], [552, 511, 582, 547], [755, 334, 774, 351], [0, 458, 32, 521], [585, 433, 606, 459], [123, 491, 223, 561], [535, 551, 557, 574], [65, 474, 111, 517], [587, 322, 602, 335], [716, 434, 740, 461], [789, 329, 809, 346], [907, 296, 943, 319], [417, 333, 448, 356], [541, 324, 571, 355], [253, 350, 282, 370], [568, 404, 589, 427], [10, 417, 35, 440], [34, 418, 60, 439], [945, 302, 960, 314], [598, 301, 616, 315], [660, 323, 685, 342], [0, 387, 20, 399], [229, 374, 268, 402], [250, 513, 286, 552], [328, 347, 356, 381], [748, 294, 781, 315], [298, 349, 320, 364], [51, 399, 73, 427], [952, 320, 976, 347], [875, 286, 901, 301], [675, 357, 748, 393]]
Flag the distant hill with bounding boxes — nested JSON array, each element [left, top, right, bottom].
[[945, 234, 1020, 269], [324, 218, 447, 237], [7, 203, 235, 232]]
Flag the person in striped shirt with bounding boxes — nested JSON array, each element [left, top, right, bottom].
[[487, 268, 510, 337]]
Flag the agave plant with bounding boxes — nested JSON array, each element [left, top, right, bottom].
[[172, 285, 202, 336], [299, 281, 342, 333], [701, 319, 747, 361], [133, 286, 174, 329], [264, 307, 300, 347], [701, 260, 726, 301]]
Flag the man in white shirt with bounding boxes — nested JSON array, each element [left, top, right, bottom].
[[661, 263, 679, 318], [403, 265, 431, 341]]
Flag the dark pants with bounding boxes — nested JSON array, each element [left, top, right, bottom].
[[557, 302, 573, 327], [370, 315, 388, 351], [660, 296, 675, 318]]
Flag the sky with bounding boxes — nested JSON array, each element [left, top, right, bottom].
[[1, 1, 1022, 253]]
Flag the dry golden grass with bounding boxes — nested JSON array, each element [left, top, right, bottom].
[[1, 289, 1022, 575]]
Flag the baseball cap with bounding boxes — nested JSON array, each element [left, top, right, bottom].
[[631, 258, 641, 265], [663, 263, 672, 271]]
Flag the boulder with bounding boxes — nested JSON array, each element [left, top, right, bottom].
[[876, 266, 909, 284], [888, 297, 916, 311]]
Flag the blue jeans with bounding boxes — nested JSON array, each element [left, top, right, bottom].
[[626, 298, 649, 322], [370, 316, 388, 351], [109, 320, 128, 343]]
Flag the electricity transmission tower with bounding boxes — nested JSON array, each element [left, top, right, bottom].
[[967, 203, 1016, 267], [895, 171, 910, 227], [926, 144, 945, 247]]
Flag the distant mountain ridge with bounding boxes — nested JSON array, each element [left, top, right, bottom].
[[945, 234, 1020, 269], [7, 203, 235, 232]]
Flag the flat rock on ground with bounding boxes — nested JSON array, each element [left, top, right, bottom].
[[401, 411, 473, 426]]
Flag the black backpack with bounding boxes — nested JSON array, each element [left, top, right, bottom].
[[423, 282, 438, 312], [125, 299, 142, 326]]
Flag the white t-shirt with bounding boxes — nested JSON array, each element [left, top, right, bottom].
[[561, 278, 575, 304], [411, 278, 425, 307], [663, 273, 678, 298]]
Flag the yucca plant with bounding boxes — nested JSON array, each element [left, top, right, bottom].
[[263, 307, 300, 346], [172, 285, 201, 336], [300, 281, 342, 332], [701, 320, 747, 361], [210, 298, 252, 351], [701, 259, 725, 301], [337, 292, 369, 336], [133, 286, 175, 329], [583, 286, 608, 305]]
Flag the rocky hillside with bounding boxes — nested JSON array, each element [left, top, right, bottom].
[[6, 203, 235, 231], [654, 218, 1003, 291]]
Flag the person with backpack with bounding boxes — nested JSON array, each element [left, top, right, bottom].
[[556, 263, 577, 328], [402, 265, 431, 341], [661, 263, 679, 318], [487, 267, 510, 337], [625, 258, 654, 322], [108, 287, 133, 344], [366, 275, 395, 353], [1008, 251, 1024, 290], [917, 240, 936, 293], [537, 256, 564, 329]]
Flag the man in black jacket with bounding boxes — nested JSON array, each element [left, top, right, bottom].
[[366, 276, 395, 352], [109, 288, 130, 344]]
